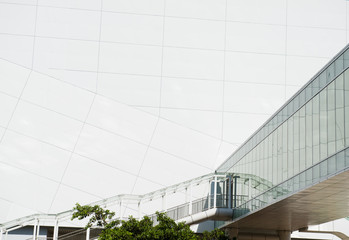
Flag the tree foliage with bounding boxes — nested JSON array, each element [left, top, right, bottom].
[[71, 203, 228, 240]]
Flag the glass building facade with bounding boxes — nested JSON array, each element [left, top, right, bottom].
[[217, 44, 349, 217]]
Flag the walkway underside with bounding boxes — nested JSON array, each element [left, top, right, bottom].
[[222, 169, 349, 232]]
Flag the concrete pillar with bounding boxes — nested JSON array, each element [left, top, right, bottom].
[[278, 230, 291, 240], [225, 227, 239, 240]]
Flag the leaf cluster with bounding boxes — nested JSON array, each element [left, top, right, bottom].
[[71, 203, 228, 240]]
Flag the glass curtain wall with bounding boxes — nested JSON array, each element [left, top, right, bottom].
[[218, 45, 349, 202]]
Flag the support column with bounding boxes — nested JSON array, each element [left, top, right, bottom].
[[278, 230, 291, 240], [213, 176, 217, 208], [32, 218, 38, 240], [36, 220, 40, 240], [53, 219, 59, 240], [0, 228, 3, 240], [228, 175, 232, 208], [225, 227, 238, 240], [86, 228, 90, 240]]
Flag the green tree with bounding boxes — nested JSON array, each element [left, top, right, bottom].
[[71, 203, 228, 240]]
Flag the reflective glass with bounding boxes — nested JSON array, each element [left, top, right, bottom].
[[335, 75, 345, 151], [312, 164, 320, 183], [287, 116, 294, 178], [336, 150, 345, 171], [327, 156, 336, 175], [299, 107, 306, 172], [345, 69, 349, 147], [312, 95, 320, 164], [326, 63, 335, 83], [305, 102, 313, 168], [320, 89, 328, 160], [282, 123, 288, 181], [293, 113, 300, 175], [335, 54, 344, 76], [327, 82, 336, 155], [344, 48, 349, 69]]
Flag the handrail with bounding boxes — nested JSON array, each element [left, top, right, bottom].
[[0, 173, 227, 230]]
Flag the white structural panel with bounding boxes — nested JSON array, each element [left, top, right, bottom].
[[0, 0, 349, 224]]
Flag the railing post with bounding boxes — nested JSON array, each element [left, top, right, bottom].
[[86, 228, 90, 240], [233, 176, 240, 208], [119, 201, 122, 220], [162, 194, 167, 212], [189, 184, 193, 215], [213, 176, 217, 208], [208, 180, 211, 209], [228, 175, 232, 208], [137, 201, 142, 220]]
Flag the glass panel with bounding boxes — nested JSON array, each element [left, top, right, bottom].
[[305, 85, 312, 102], [293, 174, 300, 192], [299, 171, 305, 189], [267, 135, 273, 183], [299, 90, 306, 108], [282, 123, 288, 181], [319, 71, 327, 89], [293, 95, 300, 112], [335, 75, 345, 151], [327, 82, 336, 155], [345, 69, 349, 147], [293, 113, 300, 175], [305, 168, 312, 186], [335, 54, 344, 76], [277, 127, 283, 183], [336, 150, 345, 172], [345, 148, 349, 167], [344, 48, 349, 70], [313, 164, 320, 183], [299, 107, 306, 172], [312, 78, 320, 96], [287, 100, 294, 118], [287, 115, 294, 179], [272, 131, 278, 185], [328, 156, 336, 175], [320, 89, 328, 160], [320, 160, 327, 179], [326, 63, 335, 83], [312, 95, 320, 164], [305, 101, 313, 168]]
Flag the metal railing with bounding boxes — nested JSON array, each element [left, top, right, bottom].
[[149, 194, 249, 222]]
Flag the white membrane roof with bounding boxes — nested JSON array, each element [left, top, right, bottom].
[[0, 0, 348, 223]]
